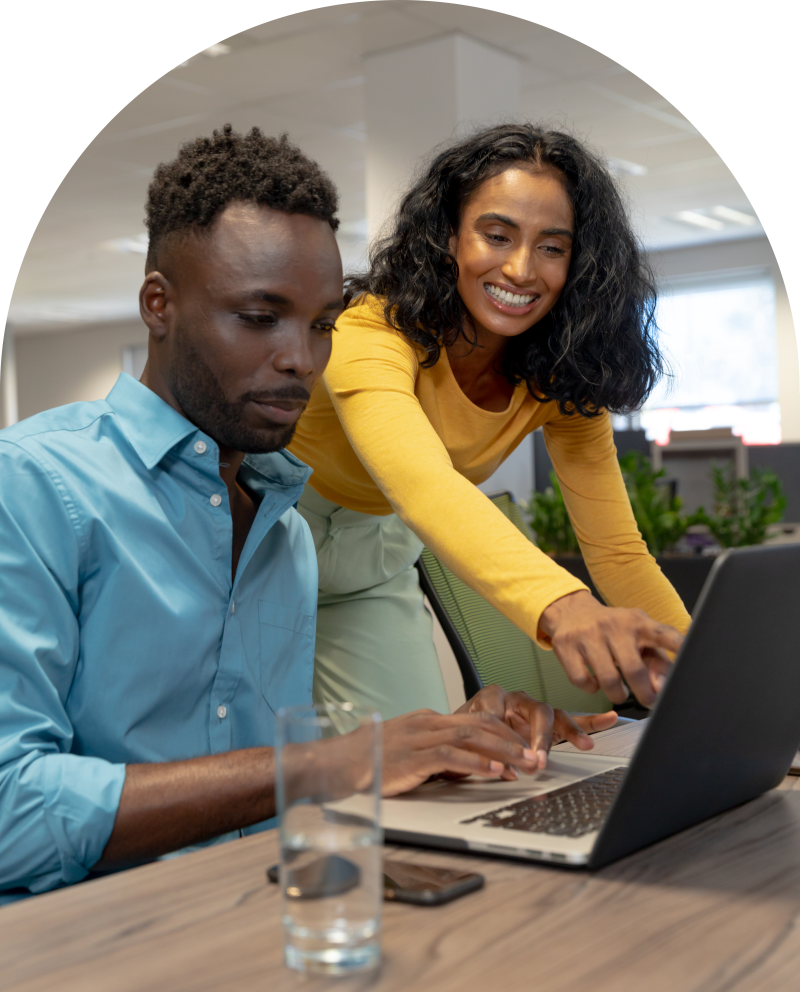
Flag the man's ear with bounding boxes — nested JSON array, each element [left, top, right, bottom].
[[139, 272, 173, 339]]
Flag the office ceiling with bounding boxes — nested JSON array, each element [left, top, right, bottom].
[[9, 0, 764, 333]]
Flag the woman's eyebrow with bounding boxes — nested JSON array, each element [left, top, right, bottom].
[[476, 211, 519, 228], [475, 214, 574, 240], [541, 227, 574, 240]]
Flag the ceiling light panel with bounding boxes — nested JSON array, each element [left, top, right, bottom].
[[675, 210, 725, 230], [711, 205, 758, 226]]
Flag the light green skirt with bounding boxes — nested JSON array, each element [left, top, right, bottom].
[[297, 485, 450, 721]]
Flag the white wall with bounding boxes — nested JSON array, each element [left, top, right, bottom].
[[13, 319, 148, 422], [0, 341, 8, 428], [649, 236, 800, 442]]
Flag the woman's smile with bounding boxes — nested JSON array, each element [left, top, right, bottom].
[[483, 281, 541, 314]]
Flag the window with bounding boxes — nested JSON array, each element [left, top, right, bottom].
[[619, 271, 780, 445]]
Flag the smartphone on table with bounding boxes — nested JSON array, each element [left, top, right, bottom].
[[266, 856, 484, 906]]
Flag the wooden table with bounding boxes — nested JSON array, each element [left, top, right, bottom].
[[5, 722, 800, 992]]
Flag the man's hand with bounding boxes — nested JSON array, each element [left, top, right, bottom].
[[539, 590, 683, 708], [379, 709, 542, 797], [457, 684, 618, 770]]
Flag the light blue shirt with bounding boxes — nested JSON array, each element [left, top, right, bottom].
[[0, 373, 317, 897]]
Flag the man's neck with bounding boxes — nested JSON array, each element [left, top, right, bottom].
[[217, 448, 246, 487]]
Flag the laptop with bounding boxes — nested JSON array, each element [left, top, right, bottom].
[[376, 543, 800, 868]]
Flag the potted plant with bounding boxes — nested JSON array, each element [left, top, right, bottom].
[[522, 455, 786, 614], [692, 466, 787, 549]]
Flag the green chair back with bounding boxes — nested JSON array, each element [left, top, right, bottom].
[[418, 491, 611, 713]]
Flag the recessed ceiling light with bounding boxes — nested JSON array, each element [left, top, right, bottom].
[[710, 205, 757, 226], [204, 43, 231, 57], [607, 158, 649, 177], [674, 210, 725, 231], [175, 41, 231, 69]]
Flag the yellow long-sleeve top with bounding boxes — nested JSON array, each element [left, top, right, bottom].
[[289, 297, 691, 644]]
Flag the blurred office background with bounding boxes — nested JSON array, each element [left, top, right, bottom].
[[1, 0, 798, 518]]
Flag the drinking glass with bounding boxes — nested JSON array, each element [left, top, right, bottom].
[[275, 703, 382, 975]]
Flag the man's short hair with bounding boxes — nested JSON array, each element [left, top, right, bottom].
[[144, 124, 339, 272]]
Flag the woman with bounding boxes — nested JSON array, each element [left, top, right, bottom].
[[288, 123, 689, 720]]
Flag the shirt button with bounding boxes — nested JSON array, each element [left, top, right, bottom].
[[210, 494, 222, 507], [217, 705, 227, 719], [194, 440, 207, 454]]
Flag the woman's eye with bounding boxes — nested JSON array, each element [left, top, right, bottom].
[[314, 322, 336, 334], [486, 233, 510, 244], [541, 245, 568, 256]]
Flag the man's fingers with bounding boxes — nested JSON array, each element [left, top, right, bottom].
[[528, 703, 555, 769], [569, 710, 618, 744], [427, 726, 539, 774], [457, 683, 507, 719], [550, 709, 592, 750]]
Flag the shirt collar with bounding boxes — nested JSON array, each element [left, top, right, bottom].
[[241, 450, 312, 495], [106, 374, 313, 490], [106, 374, 197, 470]]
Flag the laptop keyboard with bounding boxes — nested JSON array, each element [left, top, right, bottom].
[[461, 767, 627, 838]]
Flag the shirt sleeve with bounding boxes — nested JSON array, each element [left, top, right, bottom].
[[323, 307, 589, 645], [544, 413, 691, 632], [0, 443, 126, 895]]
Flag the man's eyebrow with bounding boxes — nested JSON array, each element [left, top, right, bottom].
[[242, 291, 292, 305], [239, 293, 344, 310]]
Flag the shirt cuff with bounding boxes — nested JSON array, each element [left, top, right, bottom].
[[38, 754, 127, 889]]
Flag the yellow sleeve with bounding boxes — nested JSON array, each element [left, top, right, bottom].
[[544, 413, 691, 633], [324, 305, 589, 645]]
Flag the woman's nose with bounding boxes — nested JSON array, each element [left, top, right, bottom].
[[502, 247, 536, 285]]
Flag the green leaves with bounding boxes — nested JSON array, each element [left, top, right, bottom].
[[521, 471, 580, 556], [692, 466, 787, 548], [618, 451, 690, 557], [522, 451, 788, 556]]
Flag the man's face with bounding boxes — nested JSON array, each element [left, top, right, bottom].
[[143, 202, 343, 453]]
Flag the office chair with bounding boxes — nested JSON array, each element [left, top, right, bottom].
[[416, 490, 613, 714]]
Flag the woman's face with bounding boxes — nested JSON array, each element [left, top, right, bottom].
[[448, 166, 574, 340]]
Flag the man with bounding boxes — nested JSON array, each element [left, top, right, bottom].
[[0, 126, 608, 899]]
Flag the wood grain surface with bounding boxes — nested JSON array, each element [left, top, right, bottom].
[[4, 722, 800, 992]]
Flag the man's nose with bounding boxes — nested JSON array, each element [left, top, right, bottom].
[[272, 328, 316, 378]]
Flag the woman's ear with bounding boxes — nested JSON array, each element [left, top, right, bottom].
[[447, 232, 459, 260]]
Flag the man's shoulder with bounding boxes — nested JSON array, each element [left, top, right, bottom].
[[0, 399, 114, 459], [1, 400, 113, 442]]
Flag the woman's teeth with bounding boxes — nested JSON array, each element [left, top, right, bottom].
[[485, 284, 536, 307]]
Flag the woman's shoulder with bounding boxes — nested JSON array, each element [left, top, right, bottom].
[[336, 295, 422, 360], [339, 293, 392, 327]]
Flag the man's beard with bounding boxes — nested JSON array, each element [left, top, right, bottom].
[[168, 334, 308, 454]]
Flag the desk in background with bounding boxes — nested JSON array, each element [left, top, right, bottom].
[[4, 722, 800, 992]]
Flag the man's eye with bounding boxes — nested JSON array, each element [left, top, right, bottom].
[[314, 323, 336, 334], [237, 312, 277, 325]]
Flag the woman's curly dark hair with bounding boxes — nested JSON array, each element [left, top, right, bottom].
[[145, 124, 339, 272], [346, 123, 664, 416]]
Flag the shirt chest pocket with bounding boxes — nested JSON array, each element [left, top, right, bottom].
[[258, 599, 315, 712]]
